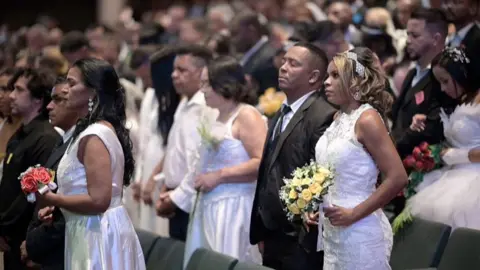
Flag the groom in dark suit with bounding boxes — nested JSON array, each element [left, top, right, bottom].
[[21, 77, 79, 270], [250, 43, 336, 270]]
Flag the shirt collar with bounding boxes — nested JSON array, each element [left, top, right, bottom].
[[456, 23, 475, 41], [284, 91, 316, 114], [62, 126, 75, 143], [415, 63, 431, 74], [186, 90, 206, 107]]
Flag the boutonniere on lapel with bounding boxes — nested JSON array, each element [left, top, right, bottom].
[[257, 87, 286, 118], [6, 153, 13, 164], [415, 91, 425, 105], [18, 165, 57, 203]]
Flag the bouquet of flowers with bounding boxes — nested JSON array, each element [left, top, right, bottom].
[[257, 87, 286, 118], [392, 142, 444, 234], [19, 165, 57, 203], [197, 107, 227, 151], [402, 142, 443, 199], [280, 161, 334, 222]]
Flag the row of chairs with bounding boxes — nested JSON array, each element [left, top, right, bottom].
[[136, 229, 272, 270], [390, 218, 480, 269]]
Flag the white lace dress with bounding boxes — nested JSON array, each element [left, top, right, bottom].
[[408, 103, 480, 230], [315, 104, 393, 270], [57, 123, 145, 270]]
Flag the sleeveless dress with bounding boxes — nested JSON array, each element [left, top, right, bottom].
[[57, 123, 145, 270], [315, 104, 393, 270], [185, 105, 262, 265], [408, 103, 480, 230]]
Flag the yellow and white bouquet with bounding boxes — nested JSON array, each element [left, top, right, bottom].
[[280, 161, 334, 221], [257, 87, 286, 117]]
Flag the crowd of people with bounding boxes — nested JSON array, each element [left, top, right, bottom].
[[0, 0, 479, 269]]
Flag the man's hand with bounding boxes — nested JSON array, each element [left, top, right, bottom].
[[0, 236, 10, 252], [155, 192, 176, 218], [20, 240, 28, 261], [142, 177, 156, 205]]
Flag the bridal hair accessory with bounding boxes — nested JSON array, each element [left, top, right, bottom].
[[88, 97, 93, 112], [346, 52, 365, 77], [444, 47, 470, 64]]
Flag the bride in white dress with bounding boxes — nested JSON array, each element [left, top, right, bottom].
[[40, 58, 145, 269], [313, 48, 407, 269], [184, 57, 265, 264], [408, 47, 480, 230]]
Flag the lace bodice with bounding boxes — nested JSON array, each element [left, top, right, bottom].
[[441, 103, 480, 149], [315, 104, 393, 270], [315, 104, 379, 208], [57, 124, 125, 217]]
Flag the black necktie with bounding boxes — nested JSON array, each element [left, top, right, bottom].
[[272, 105, 291, 141]]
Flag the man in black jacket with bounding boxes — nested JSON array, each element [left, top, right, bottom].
[[21, 77, 79, 270], [250, 43, 336, 270], [0, 68, 60, 270]]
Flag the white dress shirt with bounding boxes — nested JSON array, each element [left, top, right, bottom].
[[411, 64, 431, 87], [63, 126, 75, 143], [166, 91, 207, 212], [276, 91, 316, 134], [446, 23, 475, 47]]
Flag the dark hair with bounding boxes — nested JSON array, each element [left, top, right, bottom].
[[293, 42, 329, 71], [410, 8, 448, 37], [11, 68, 55, 118], [130, 46, 157, 70], [207, 56, 257, 105], [60, 31, 90, 54], [70, 58, 134, 186], [175, 44, 213, 67], [308, 20, 343, 43], [205, 32, 231, 55], [432, 47, 477, 103], [150, 46, 180, 146], [0, 67, 16, 77], [54, 75, 66, 85]]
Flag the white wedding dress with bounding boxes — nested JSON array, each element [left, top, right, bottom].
[[185, 105, 262, 265], [315, 104, 393, 270], [408, 103, 480, 230], [57, 123, 145, 270]]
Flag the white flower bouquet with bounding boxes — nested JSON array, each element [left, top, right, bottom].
[[280, 160, 335, 221]]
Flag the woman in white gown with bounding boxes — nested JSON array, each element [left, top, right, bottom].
[[314, 47, 407, 269], [408, 47, 480, 230], [185, 57, 265, 264], [40, 58, 145, 270]]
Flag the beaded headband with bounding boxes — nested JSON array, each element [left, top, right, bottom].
[[346, 52, 365, 77]]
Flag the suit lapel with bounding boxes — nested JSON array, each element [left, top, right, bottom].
[[268, 93, 317, 171], [401, 71, 431, 110], [45, 140, 69, 170], [257, 111, 281, 182]]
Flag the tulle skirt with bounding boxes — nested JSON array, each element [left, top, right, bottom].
[[63, 205, 146, 270], [408, 163, 480, 230]]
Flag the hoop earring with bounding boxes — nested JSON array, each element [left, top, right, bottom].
[[88, 98, 93, 113]]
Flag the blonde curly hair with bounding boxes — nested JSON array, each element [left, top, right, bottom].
[[332, 47, 393, 119]]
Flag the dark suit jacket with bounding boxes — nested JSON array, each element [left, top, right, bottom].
[[390, 68, 446, 159], [243, 41, 279, 95], [250, 91, 336, 251], [26, 139, 70, 270], [460, 24, 480, 89]]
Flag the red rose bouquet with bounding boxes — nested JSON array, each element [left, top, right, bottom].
[[402, 142, 443, 199], [18, 165, 57, 202]]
